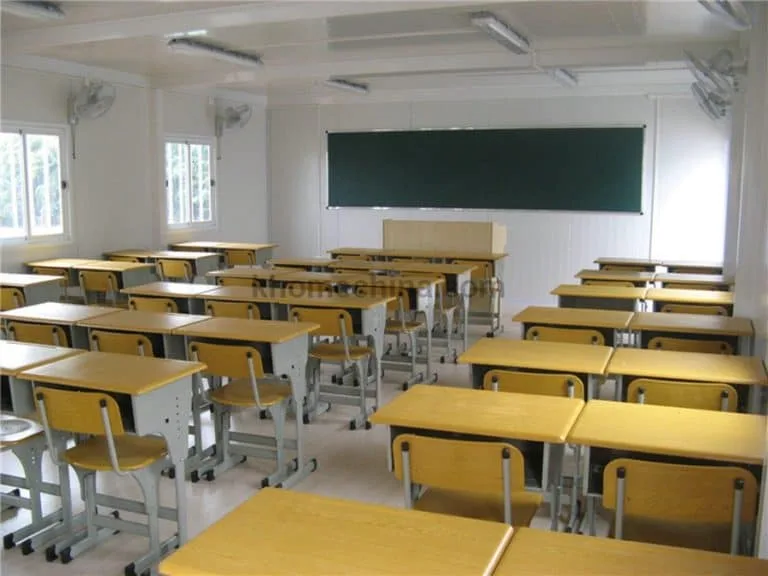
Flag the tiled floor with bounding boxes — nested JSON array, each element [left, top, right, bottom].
[[1, 320, 609, 575]]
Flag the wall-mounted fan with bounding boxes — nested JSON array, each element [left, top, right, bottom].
[[691, 82, 729, 120], [214, 103, 252, 160], [684, 49, 745, 99], [67, 79, 116, 159], [697, 0, 752, 30]]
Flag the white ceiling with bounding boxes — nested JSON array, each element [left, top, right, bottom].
[[0, 1, 744, 102]]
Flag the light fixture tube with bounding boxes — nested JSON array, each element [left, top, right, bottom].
[[167, 37, 262, 68], [550, 67, 578, 88], [324, 78, 369, 95], [471, 11, 530, 55], [2, 1, 64, 19]]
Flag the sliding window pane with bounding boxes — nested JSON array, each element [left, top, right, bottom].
[[0, 132, 26, 238], [166, 142, 189, 225], [25, 134, 62, 236], [190, 143, 211, 223]]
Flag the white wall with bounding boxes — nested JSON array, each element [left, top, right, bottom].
[[0, 65, 268, 272], [268, 95, 731, 311]]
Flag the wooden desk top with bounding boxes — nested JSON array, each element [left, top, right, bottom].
[[568, 400, 766, 465], [370, 385, 584, 443], [0, 272, 65, 288], [268, 257, 335, 267], [78, 310, 210, 335], [329, 247, 508, 260], [496, 528, 768, 576], [20, 351, 206, 396], [551, 284, 647, 300], [512, 306, 633, 330], [73, 261, 155, 272], [458, 338, 613, 375], [201, 286, 394, 309], [106, 249, 215, 260], [575, 269, 655, 282], [629, 311, 753, 336], [328, 260, 477, 275], [656, 272, 733, 286], [174, 317, 319, 343], [207, 267, 286, 281], [25, 258, 94, 269], [0, 302, 119, 325], [662, 259, 723, 271], [647, 287, 734, 305], [0, 341, 85, 377], [121, 282, 219, 298], [346, 274, 444, 289], [159, 488, 513, 576], [171, 241, 277, 251], [607, 348, 767, 385], [594, 256, 662, 266], [277, 271, 372, 284]]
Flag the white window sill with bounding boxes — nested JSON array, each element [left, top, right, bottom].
[[166, 222, 218, 236], [0, 235, 74, 251]]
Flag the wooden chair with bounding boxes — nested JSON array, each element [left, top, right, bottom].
[[215, 277, 260, 287], [187, 342, 292, 486], [603, 458, 758, 554], [108, 256, 140, 263], [603, 265, 647, 272], [35, 387, 171, 569], [156, 259, 192, 282], [526, 325, 605, 346], [661, 304, 728, 316], [291, 307, 375, 430], [205, 300, 260, 320], [90, 331, 155, 357], [78, 271, 118, 306], [224, 250, 255, 267], [648, 336, 733, 355], [392, 434, 542, 527], [0, 287, 25, 311], [128, 296, 178, 313], [627, 378, 738, 412], [483, 370, 584, 399], [8, 322, 69, 347], [584, 280, 635, 288]]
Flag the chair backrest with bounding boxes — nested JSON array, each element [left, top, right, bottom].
[[335, 254, 370, 261], [285, 282, 332, 296], [664, 283, 721, 291], [291, 307, 353, 339], [216, 277, 260, 287], [627, 378, 738, 411], [454, 259, 491, 282], [8, 322, 69, 347], [0, 287, 25, 311], [661, 304, 728, 316], [31, 267, 69, 288], [584, 280, 636, 288], [603, 265, 647, 272], [602, 458, 757, 552], [79, 270, 118, 304], [670, 267, 719, 275], [483, 369, 584, 399], [128, 296, 178, 313], [188, 341, 264, 379], [525, 325, 605, 346], [90, 330, 155, 357], [393, 257, 430, 263], [157, 259, 192, 282], [108, 255, 140, 263], [224, 250, 255, 267], [648, 336, 733, 355], [35, 386, 125, 436], [205, 300, 260, 320], [356, 285, 408, 316]]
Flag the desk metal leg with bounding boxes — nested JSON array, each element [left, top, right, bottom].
[[614, 375, 623, 402], [567, 445, 582, 532]]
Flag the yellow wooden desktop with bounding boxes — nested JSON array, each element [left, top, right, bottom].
[[0, 272, 68, 306], [329, 246, 508, 262], [629, 311, 753, 354], [0, 302, 118, 325], [0, 340, 84, 379], [512, 306, 633, 329], [551, 284, 647, 301], [25, 258, 94, 270], [121, 282, 219, 298], [646, 287, 734, 306], [78, 309, 210, 335], [170, 241, 277, 252], [206, 268, 288, 283], [173, 316, 319, 344], [105, 249, 211, 261], [159, 488, 513, 576], [72, 260, 155, 273], [267, 257, 336, 269], [594, 257, 660, 271], [275, 270, 374, 286], [575, 269, 655, 284], [199, 285, 393, 309], [656, 272, 734, 289], [663, 259, 724, 274], [0, 272, 64, 289], [495, 528, 768, 576], [328, 259, 477, 276]]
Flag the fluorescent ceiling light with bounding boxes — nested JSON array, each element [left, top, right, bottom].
[[2, 1, 64, 19], [549, 68, 578, 88], [470, 11, 530, 55], [167, 37, 262, 68], [324, 78, 369, 95], [697, 0, 751, 30], [165, 29, 208, 39]]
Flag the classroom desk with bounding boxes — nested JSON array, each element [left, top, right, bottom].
[[607, 347, 768, 411], [0, 302, 118, 349], [646, 287, 734, 315], [370, 384, 584, 529], [104, 250, 220, 280], [512, 306, 633, 347], [20, 351, 205, 572], [495, 527, 768, 576], [273, 270, 375, 291], [169, 241, 277, 265], [24, 258, 94, 288], [159, 487, 513, 576], [551, 284, 647, 312], [267, 257, 336, 271], [575, 268, 654, 287], [567, 400, 766, 536], [656, 272, 734, 291], [78, 309, 210, 359], [72, 261, 157, 303], [0, 273, 64, 306], [174, 317, 319, 486], [629, 311, 754, 355], [121, 281, 219, 313], [663, 259, 724, 274], [206, 267, 288, 286], [458, 338, 613, 400], [594, 257, 660, 272]]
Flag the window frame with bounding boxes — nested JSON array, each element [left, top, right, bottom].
[[0, 122, 72, 245], [164, 134, 217, 231]]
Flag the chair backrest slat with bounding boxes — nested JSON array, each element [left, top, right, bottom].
[[525, 325, 605, 346], [627, 378, 738, 411], [483, 369, 584, 399], [648, 336, 733, 355], [35, 386, 125, 436], [205, 300, 260, 320], [661, 304, 728, 316], [188, 341, 265, 379], [8, 322, 69, 347], [291, 307, 353, 338], [90, 330, 155, 357]]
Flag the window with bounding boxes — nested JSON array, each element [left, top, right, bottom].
[[165, 138, 215, 227], [0, 125, 68, 241]]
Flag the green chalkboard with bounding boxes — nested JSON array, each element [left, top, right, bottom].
[[327, 127, 644, 212]]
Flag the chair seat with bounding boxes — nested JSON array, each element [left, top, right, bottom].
[[310, 343, 372, 361], [64, 435, 167, 472], [611, 515, 733, 554], [209, 378, 292, 408], [385, 320, 424, 333], [414, 488, 542, 527]]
